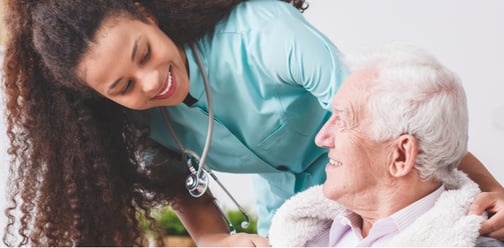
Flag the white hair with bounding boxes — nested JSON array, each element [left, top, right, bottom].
[[346, 44, 469, 184]]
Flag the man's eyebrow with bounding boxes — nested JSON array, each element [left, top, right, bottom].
[[333, 104, 347, 114], [131, 35, 142, 61], [333, 104, 353, 121]]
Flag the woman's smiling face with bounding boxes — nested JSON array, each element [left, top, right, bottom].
[[76, 14, 190, 110]]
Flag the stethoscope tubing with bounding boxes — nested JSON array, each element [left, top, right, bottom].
[[190, 42, 214, 177], [159, 42, 250, 233]]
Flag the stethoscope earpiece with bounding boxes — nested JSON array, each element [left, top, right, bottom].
[[241, 220, 250, 229]]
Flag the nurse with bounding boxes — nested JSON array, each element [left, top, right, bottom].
[[3, 0, 504, 246]]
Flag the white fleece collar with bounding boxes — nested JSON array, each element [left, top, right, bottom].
[[269, 170, 485, 247]]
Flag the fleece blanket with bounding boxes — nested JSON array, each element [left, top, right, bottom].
[[269, 170, 486, 247]]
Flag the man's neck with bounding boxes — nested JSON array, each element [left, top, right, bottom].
[[354, 180, 442, 237]]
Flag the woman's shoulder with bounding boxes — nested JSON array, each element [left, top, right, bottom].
[[234, 0, 300, 17], [214, 0, 305, 33]]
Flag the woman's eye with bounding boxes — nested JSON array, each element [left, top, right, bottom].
[[139, 45, 150, 65], [120, 79, 133, 95]]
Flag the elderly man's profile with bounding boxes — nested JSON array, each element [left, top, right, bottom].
[[269, 45, 504, 247]]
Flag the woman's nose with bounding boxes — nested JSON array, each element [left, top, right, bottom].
[[136, 69, 160, 95]]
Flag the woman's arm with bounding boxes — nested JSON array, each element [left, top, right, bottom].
[[174, 192, 270, 247], [460, 152, 503, 192], [459, 152, 504, 240]]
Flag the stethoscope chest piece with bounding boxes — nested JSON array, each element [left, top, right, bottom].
[[185, 173, 209, 197], [185, 156, 209, 197]]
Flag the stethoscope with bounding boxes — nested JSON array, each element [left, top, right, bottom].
[[159, 43, 250, 234]]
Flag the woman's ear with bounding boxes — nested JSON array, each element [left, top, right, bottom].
[[388, 134, 418, 178], [133, 1, 158, 25]]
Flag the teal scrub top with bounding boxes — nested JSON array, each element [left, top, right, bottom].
[[141, 0, 348, 236]]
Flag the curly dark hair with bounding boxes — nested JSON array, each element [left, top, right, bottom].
[[1, 0, 308, 246]]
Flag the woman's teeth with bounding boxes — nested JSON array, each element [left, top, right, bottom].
[[158, 71, 172, 96]]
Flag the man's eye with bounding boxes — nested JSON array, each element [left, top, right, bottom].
[[120, 79, 133, 95], [139, 45, 150, 65], [336, 117, 346, 128]]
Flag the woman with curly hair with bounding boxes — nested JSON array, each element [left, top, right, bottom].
[[2, 0, 504, 246]]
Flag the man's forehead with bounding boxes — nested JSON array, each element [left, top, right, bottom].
[[334, 68, 376, 98], [330, 68, 378, 123], [349, 67, 377, 87]]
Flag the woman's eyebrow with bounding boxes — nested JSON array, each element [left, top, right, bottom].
[[131, 35, 143, 61], [108, 77, 123, 93], [107, 35, 143, 93]]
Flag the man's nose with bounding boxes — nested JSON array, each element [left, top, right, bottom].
[[315, 123, 333, 148]]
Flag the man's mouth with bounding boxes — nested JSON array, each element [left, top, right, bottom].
[[329, 159, 343, 167]]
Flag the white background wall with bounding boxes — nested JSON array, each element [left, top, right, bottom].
[[1, 0, 504, 230]]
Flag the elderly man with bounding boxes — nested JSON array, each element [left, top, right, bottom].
[[268, 45, 503, 247]]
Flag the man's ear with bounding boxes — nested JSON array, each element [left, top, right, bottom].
[[133, 2, 158, 25], [388, 134, 418, 178]]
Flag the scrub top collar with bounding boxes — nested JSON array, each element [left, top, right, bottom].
[[185, 43, 208, 106]]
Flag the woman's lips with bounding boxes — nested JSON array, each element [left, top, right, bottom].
[[153, 67, 176, 99]]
